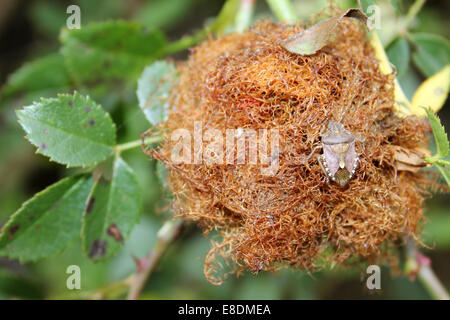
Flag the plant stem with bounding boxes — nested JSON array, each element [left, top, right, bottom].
[[114, 135, 163, 154], [127, 219, 183, 300], [417, 263, 450, 300], [404, 0, 426, 29], [235, 0, 256, 33], [163, 30, 207, 56], [266, 0, 298, 24], [405, 240, 449, 300]]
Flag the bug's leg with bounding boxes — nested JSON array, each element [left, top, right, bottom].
[[304, 145, 323, 166], [318, 154, 330, 183], [302, 122, 326, 168], [304, 122, 326, 161], [349, 155, 359, 179]]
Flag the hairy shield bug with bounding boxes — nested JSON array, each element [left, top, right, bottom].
[[305, 106, 359, 186]]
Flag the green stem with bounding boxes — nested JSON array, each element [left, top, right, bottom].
[[405, 239, 449, 300], [163, 30, 207, 56], [425, 157, 450, 166], [235, 0, 256, 33], [114, 135, 163, 154], [127, 219, 183, 300], [266, 0, 298, 24], [418, 264, 450, 300], [404, 0, 426, 29]]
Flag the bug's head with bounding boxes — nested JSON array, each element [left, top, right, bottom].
[[323, 121, 354, 142]]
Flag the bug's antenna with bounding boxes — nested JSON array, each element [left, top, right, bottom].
[[338, 104, 352, 123]]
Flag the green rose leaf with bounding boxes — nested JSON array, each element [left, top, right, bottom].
[[17, 92, 116, 167], [2, 53, 71, 97], [82, 157, 142, 261], [60, 21, 166, 85], [387, 36, 410, 77], [424, 108, 449, 160], [137, 60, 178, 125], [424, 109, 450, 187], [0, 175, 93, 262], [410, 33, 450, 77], [1, 53, 72, 107]]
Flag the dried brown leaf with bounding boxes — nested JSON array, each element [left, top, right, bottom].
[[392, 145, 431, 172], [280, 8, 369, 55]]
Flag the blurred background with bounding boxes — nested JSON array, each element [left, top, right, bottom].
[[0, 0, 448, 299]]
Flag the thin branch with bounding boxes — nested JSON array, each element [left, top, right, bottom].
[[114, 135, 163, 154], [235, 0, 256, 33], [127, 219, 183, 300], [266, 0, 298, 24], [162, 29, 207, 56], [404, 0, 426, 29], [405, 240, 449, 300], [418, 263, 450, 300]]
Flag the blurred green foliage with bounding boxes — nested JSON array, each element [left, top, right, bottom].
[[0, 0, 448, 300]]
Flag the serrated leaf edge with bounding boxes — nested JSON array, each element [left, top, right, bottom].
[[16, 92, 116, 168], [0, 174, 92, 262]]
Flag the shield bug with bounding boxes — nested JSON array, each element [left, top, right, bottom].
[[305, 106, 359, 186]]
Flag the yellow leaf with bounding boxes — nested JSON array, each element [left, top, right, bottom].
[[369, 31, 412, 117], [411, 65, 450, 117]]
